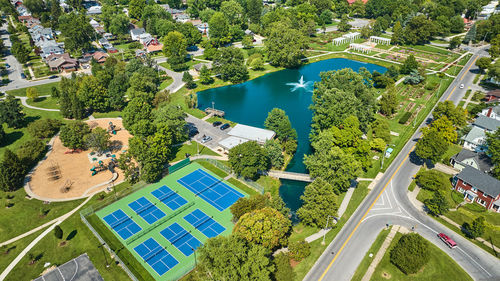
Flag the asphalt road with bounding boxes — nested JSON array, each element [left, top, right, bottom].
[[305, 48, 500, 281]]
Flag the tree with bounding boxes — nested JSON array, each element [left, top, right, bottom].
[[242, 35, 253, 49], [128, 0, 145, 19], [400, 55, 419, 75], [423, 116, 457, 144], [273, 253, 295, 281], [77, 75, 109, 112], [489, 34, 500, 58], [54, 225, 63, 239], [153, 104, 188, 144], [109, 13, 130, 35], [182, 71, 196, 89], [163, 31, 188, 71], [197, 236, 274, 280], [416, 169, 451, 191], [84, 127, 110, 154], [488, 59, 500, 81], [424, 190, 449, 216], [265, 21, 307, 68], [390, 233, 430, 274], [208, 12, 230, 45], [59, 121, 90, 150], [487, 129, 500, 178], [11, 41, 30, 63], [448, 36, 462, 50], [234, 207, 291, 249], [379, 91, 398, 116], [246, 0, 262, 23], [122, 95, 153, 134], [250, 57, 264, 70], [230, 194, 269, 221], [338, 14, 351, 32], [450, 15, 465, 33], [228, 141, 269, 179], [17, 139, 46, 167], [433, 101, 467, 127], [415, 130, 449, 163], [0, 149, 25, 191], [372, 119, 391, 142], [0, 96, 25, 129], [59, 77, 85, 120], [264, 139, 284, 169], [310, 69, 377, 132], [463, 23, 476, 44], [27, 119, 62, 139], [288, 240, 310, 261], [51, 86, 60, 98], [199, 65, 214, 84], [264, 108, 297, 142], [476, 57, 492, 73], [220, 0, 244, 26], [319, 10, 333, 25], [403, 15, 437, 45], [212, 47, 248, 83], [463, 216, 486, 239], [58, 12, 95, 52], [297, 178, 338, 227], [0, 125, 4, 145]]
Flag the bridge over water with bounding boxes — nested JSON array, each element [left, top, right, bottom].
[[267, 170, 375, 183]]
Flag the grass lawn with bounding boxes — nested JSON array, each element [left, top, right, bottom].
[[159, 76, 173, 90], [351, 227, 392, 281], [370, 232, 473, 281], [0, 229, 44, 271], [206, 116, 237, 127], [6, 82, 60, 97], [441, 143, 462, 164], [169, 142, 219, 162], [25, 96, 60, 109], [91, 111, 123, 119]]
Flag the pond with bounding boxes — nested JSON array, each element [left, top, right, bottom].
[[197, 58, 386, 215]]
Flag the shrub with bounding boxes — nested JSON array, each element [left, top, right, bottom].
[[27, 119, 62, 139], [16, 139, 46, 168], [54, 225, 63, 239], [288, 240, 310, 261], [128, 41, 143, 49], [398, 112, 412, 124], [390, 233, 430, 274], [462, 216, 486, 239], [274, 253, 295, 281]]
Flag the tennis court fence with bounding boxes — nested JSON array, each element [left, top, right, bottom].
[[197, 158, 265, 194]]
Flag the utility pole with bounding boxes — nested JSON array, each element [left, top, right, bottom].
[[98, 243, 110, 268], [322, 215, 336, 245]]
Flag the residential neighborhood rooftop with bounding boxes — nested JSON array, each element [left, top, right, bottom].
[[456, 165, 500, 198]]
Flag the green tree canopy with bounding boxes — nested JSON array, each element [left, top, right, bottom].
[[84, 127, 111, 154], [208, 11, 231, 45], [297, 178, 338, 227], [390, 233, 430, 274], [264, 108, 297, 142], [433, 101, 467, 127], [228, 141, 269, 179], [425, 190, 449, 216], [0, 95, 26, 129], [213, 46, 248, 83], [59, 121, 90, 150], [265, 21, 307, 68], [264, 139, 284, 169], [163, 31, 188, 71], [400, 55, 419, 74], [58, 12, 95, 52], [27, 119, 62, 139], [416, 169, 451, 191], [0, 149, 26, 191]]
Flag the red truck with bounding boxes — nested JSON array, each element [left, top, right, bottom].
[[438, 233, 457, 249]]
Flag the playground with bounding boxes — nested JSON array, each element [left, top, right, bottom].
[[95, 162, 246, 280], [27, 118, 132, 200]]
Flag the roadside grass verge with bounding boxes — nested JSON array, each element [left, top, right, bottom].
[[6, 82, 60, 97], [351, 227, 392, 281]]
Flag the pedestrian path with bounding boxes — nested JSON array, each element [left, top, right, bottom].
[[361, 225, 401, 281]]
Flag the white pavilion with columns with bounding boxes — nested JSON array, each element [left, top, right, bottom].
[[349, 43, 371, 53], [332, 32, 361, 46], [370, 36, 391, 45]]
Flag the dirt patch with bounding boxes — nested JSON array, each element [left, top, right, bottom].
[[382, 271, 392, 279], [28, 118, 132, 200], [290, 258, 300, 268]]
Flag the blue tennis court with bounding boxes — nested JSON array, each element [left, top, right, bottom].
[[151, 185, 188, 211], [134, 238, 178, 276], [160, 223, 202, 256], [103, 209, 142, 240], [128, 197, 166, 224], [184, 209, 226, 238], [177, 169, 244, 211]]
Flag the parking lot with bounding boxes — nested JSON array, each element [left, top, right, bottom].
[[185, 115, 229, 151]]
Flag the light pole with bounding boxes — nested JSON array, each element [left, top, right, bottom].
[[98, 243, 110, 268], [322, 215, 337, 245]]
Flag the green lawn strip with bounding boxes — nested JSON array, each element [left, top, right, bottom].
[[370, 232, 473, 281], [0, 229, 44, 272], [351, 227, 392, 281], [170, 142, 219, 162], [159, 77, 173, 90], [441, 143, 462, 165], [408, 180, 416, 192], [25, 96, 60, 109], [205, 116, 237, 127], [256, 175, 282, 196], [473, 74, 482, 84], [293, 181, 370, 280], [91, 111, 123, 119], [6, 82, 60, 97], [93, 163, 246, 281], [227, 178, 258, 196], [194, 159, 228, 178]]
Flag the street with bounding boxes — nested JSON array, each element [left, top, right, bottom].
[[304, 48, 500, 281]]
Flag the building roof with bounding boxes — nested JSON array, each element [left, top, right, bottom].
[[146, 43, 163, 53], [218, 136, 249, 150], [47, 53, 77, 68], [456, 165, 500, 198], [130, 28, 145, 36], [228, 124, 275, 143], [451, 149, 493, 173], [483, 104, 500, 116], [463, 125, 486, 145], [486, 89, 500, 98], [193, 62, 211, 71], [473, 115, 500, 131]]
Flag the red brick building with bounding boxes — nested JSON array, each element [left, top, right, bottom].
[[454, 166, 500, 212]]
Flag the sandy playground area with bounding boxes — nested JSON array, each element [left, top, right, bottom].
[[28, 118, 132, 200]]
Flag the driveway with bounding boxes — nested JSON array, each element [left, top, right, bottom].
[[186, 114, 229, 150]]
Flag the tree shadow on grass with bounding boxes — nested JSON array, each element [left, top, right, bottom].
[[24, 115, 41, 126], [0, 131, 23, 147], [66, 230, 77, 241]]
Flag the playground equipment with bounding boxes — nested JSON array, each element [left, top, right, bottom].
[[46, 161, 61, 181], [108, 122, 118, 135], [60, 179, 73, 193], [90, 160, 107, 176]]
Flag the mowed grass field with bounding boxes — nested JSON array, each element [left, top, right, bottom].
[[95, 162, 247, 281]]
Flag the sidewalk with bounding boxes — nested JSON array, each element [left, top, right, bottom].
[[361, 225, 401, 281]]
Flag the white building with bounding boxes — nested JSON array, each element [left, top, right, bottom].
[[227, 124, 275, 144]]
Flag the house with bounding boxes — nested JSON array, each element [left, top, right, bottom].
[[481, 104, 500, 120], [193, 62, 211, 72], [93, 51, 108, 63], [31, 26, 54, 42], [89, 19, 100, 28], [218, 136, 248, 153], [98, 38, 113, 49], [18, 15, 39, 24], [450, 149, 493, 173], [485, 89, 500, 102], [453, 166, 500, 212], [86, 5, 102, 15], [46, 53, 78, 72], [196, 23, 209, 34], [103, 33, 115, 40], [146, 43, 163, 53], [130, 28, 146, 41], [463, 116, 500, 151], [135, 49, 147, 59], [139, 33, 154, 45], [40, 41, 65, 58], [347, 0, 368, 4]]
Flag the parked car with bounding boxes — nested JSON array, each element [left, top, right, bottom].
[[220, 123, 230, 130], [459, 84, 464, 89], [438, 233, 457, 248], [212, 121, 222, 127], [201, 135, 212, 143], [48, 75, 58, 79], [20, 73, 26, 79]]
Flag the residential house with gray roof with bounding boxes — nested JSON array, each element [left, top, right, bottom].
[[454, 166, 500, 212], [463, 115, 500, 152], [450, 149, 493, 173]]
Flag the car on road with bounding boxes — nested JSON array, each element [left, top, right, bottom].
[[438, 233, 457, 248], [20, 73, 26, 79], [201, 135, 212, 143], [459, 84, 464, 89], [220, 123, 230, 130], [48, 75, 58, 79], [212, 121, 222, 127]]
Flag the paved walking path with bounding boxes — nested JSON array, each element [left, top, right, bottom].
[[17, 95, 60, 112], [337, 187, 355, 218], [361, 225, 401, 281], [0, 195, 93, 280]]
